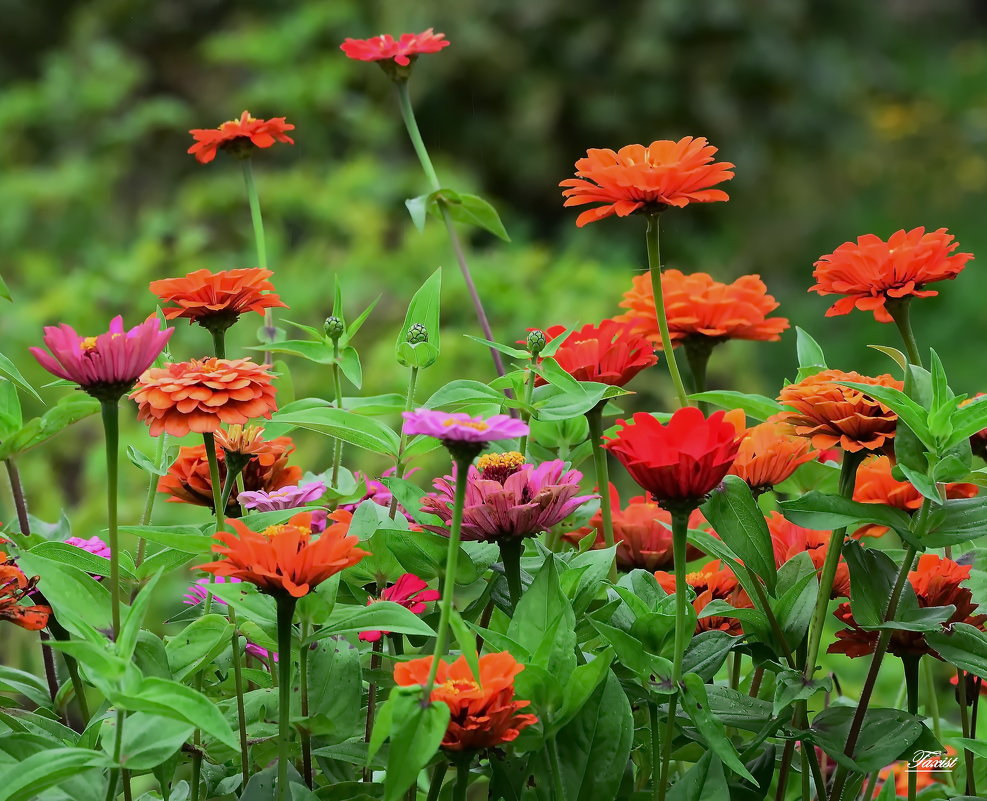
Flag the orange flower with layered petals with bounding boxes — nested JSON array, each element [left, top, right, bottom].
[[729, 420, 817, 494], [776, 369, 903, 453], [0, 565, 50, 631], [829, 554, 986, 659], [852, 455, 977, 537], [654, 560, 751, 635], [539, 320, 657, 386], [188, 111, 295, 164], [131, 358, 277, 437], [393, 652, 538, 751], [196, 510, 367, 598], [766, 512, 849, 598], [616, 270, 789, 350], [149, 268, 287, 331], [560, 138, 734, 227], [810, 228, 972, 323]]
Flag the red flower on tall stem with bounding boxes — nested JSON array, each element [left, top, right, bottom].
[[539, 320, 657, 386], [188, 111, 295, 164], [340, 29, 450, 66]]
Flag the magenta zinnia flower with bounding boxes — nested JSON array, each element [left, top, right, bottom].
[[183, 576, 241, 605], [421, 453, 595, 542], [238, 480, 327, 512], [359, 573, 440, 643], [403, 409, 529, 461], [66, 536, 111, 560], [30, 315, 173, 402]]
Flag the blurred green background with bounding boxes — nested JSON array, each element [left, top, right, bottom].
[[2, 0, 987, 743]]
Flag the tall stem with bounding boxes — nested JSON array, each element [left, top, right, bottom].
[[5, 459, 31, 538], [299, 621, 312, 788], [241, 160, 276, 359], [903, 656, 920, 801], [648, 702, 661, 797], [38, 630, 60, 708], [101, 401, 122, 639], [645, 215, 689, 409], [229, 607, 250, 791], [499, 537, 524, 610], [683, 340, 714, 414], [586, 403, 617, 581], [453, 759, 471, 801], [922, 658, 941, 744], [331, 340, 345, 487], [210, 327, 227, 360], [957, 668, 976, 795], [426, 761, 448, 801], [887, 299, 922, 368], [387, 367, 419, 519], [547, 736, 566, 801], [518, 362, 537, 457], [363, 638, 384, 782], [134, 432, 167, 568], [276, 595, 297, 801], [202, 434, 225, 534]]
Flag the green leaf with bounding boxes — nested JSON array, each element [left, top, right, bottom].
[[809, 706, 928, 773], [405, 194, 428, 232], [666, 752, 729, 801], [0, 667, 52, 708], [28, 541, 132, 579], [925, 623, 987, 678], [844, 541, 922, 630], [0, 395, 99, 460], [0, 352, 41, 403], [0, 747, 108, 801], [270, 408, 400, 456], [424, 379, 503, 410], [688, 391, 783, 422], [118, 571, 162, 660], [381, 686, 450, 801], [165, 613, 234, 681], [779, 492, 913, 542], [0, 381, 22, 440], [307, 639, 362, 739], [308, 601, 436, 643], [702, 476, 777, 594], [395, 268, 441, 369], [681, 675, 758, 784], [108, 711, 195, 770], [16, 552, 113, 636], [922, 496, 987, 547], [681, 631, 740, 682], [507, 556, 576, 680], [117, 525, 212, 554], [429, 189, 510, 241], [795, 327, 827, 377], [772, 669, 832, 716], [551, 649, 614, 733]]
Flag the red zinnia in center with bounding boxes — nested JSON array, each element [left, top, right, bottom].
[[539, 320, 657, 386]]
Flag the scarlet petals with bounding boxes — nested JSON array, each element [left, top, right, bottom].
[[340, 29, 450, 66], [149, 268, 287, 327], [188, 111, 295, 164], [540, 320, 657, 386], [359, 573, 439, 643]]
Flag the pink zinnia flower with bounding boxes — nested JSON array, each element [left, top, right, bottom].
[[402, 410, 528, 445], [359, 574, 440, 643], [30, 315, 172, 401], [238, 481, 327, 512], [182, 576, 241, 606], [245, 643, 279, 663], [340, 29, 449, 66], [421, 453, 594, 542], [66, 535, 111, 560]]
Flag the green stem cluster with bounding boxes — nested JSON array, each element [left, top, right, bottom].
[[276, 596, 297, 801], [241, 159, 276, 359], [645, 215, 689, 409], [586, 404, 617, 581]]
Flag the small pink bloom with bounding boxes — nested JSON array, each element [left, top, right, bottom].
[[238, 480, 327, 512], [402, 409, 529, 445], [340, 29, 449, 67], [66, 535, 111, 560], [359, 573, 440, 643], [182, 576, 241, 606], [245, 643, 279, 663]]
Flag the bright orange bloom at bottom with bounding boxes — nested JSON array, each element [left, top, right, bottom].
[[0, 565, 50, 630], [394, 652, 538, 751]]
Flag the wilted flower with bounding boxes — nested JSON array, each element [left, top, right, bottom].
[[359, 574, 439, 643], [0, 565, 50, 630], [188, 111, 295, 164]]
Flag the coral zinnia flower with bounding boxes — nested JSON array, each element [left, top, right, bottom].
[[728, 420, 817, 494], [829, 554, 987, 659], [340, 29, 450, 66], [131, 358, 277, 437], [615, 270, 790, 350], [393, 652, 538, 751], [30, 315, 173, 402], [810, 228, 972, 323], [654, 559, 751, 635], [776, 369, 903, 453], [539, 320, 657, 386], [149, 268, 287, 333], [604, 407, 739, 508], [560, 138, 735, 227], [359, 574, 440, 643], [196, 510, 368, 598], [421, 454, 593, 542], [562, 483, 707, 571], [767, 511, 849, 598], [187, 111, 295, 164], [852, 455, 977, 537], [0, 565, 50, 630], [159, 435, 301, 511]]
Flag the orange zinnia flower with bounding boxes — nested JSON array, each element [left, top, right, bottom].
[[131, 358, 277, 437], [776, 369, 903, 453], [393, 652, 538, 752], [766, 511, 849, 598], [810, 228, 972, 323], [149, 268, 287, 332], [188, 111, 295, 164], [159, 434, 302, 511], [196, 510, 367, 598], [562, 483, 708, 571], [654, 560, 751, 635], [616, 270, 789, 350], [829, 554, 986, 659], [852, 455, 977, 537], [539, 320, 657, 387], [0, 565, 50, 631], [560, 137, 734, 227], [729, 420, 817, 494]]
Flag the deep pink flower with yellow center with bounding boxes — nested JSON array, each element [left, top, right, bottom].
[[359, 574, 439, 643]]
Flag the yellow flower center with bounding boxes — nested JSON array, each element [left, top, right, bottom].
[[477, 452, 524, 472], [80, 337, 99, 352], [444, 418, 488, 431], [437, 678, 480, 695]]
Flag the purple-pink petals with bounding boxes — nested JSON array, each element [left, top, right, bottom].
[[238, 480, 327, 512], [401, 409, 529, 444], [359, 573, 439, 642]]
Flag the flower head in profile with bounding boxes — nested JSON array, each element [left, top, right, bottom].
[[728, 419, 817, 495], [239, 481, 327, 513], [654, 560, 751, 635], [131, 358, 277, 437], [188, 111, 295, 164], [776, 369, 903, 453], [810, 228, 972, 323], [563, 483, 708, 571], [0, 565, 50, 630], [560, 137, 734, 227], [767, 512, 849, 599], [402, 410, 528, 461], [394, 652, 538, 751], [421, 454, 593, 542], [196, 510, 368, 598], [359, 574, 439, 643], [539, 320, 657, 386], [829, 554, 986, 659], [604, 407, 739, 508], [340, 29, 449, 68], [149, 268, 287, 334], [616, 270, 789, 350], [30, 316, 173, 402]]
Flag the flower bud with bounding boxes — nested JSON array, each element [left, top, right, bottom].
[[407, 323, 429, 344], [526, 329, 546, 356], [324, 316, 344, 340]]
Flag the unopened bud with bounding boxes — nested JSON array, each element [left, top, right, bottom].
[[526, 329, 546, 355], [407, 323, 429, 344], [324, 316, 344, 340]]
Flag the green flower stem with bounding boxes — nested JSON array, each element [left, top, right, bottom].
[[202, 434, 225, 534], [923, 659, 941, 744], [645, 215, 689, 409], [4, 458, 31, 538], [362, 637, 385, 783], [241, 159, 276, 359], [683, 339, 714, 414], [210, 327, 227, 360], [547, 736, 566, 801], [48, 618, 90, 723], [38, 630, 60, 706], [648, 702, 661, 792], [134, 432, 168, 568], [228, 607, 250, 790], [300, 621, 313, 788], [904, 656, 921, 801], [586, 403, 617, 581], [454, 758, 471, 801], [426, 761, 449, 801], [957, 669, 976, 796], [331, 339, 346, 488], [424, 455, 470, 695], [387, 366, 419, 520], [774, 740, 795, 801], [887, 298, 922, 368], [499, 537, 524, 610], [394, 81, 441, 191], [518, 364, 537, 457], [276, 595, 298, 801]]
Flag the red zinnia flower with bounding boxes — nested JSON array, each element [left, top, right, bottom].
[[766, 511, 849, 599], [393, 652, 538, 751], [188, 111, 295, 164], [0, 565, 50, 631], [560, 138, 734, 227], [616, 270, 789, 350], [340, 29, 449, 66], [810, 228, 972, 323], [538, 320, 657, 386], [654, 559, 751, 635], [359, 574, 439, 643], [728, 420, 817, 494], [149, 268, 287, 332], [604, 406, 739, 507]]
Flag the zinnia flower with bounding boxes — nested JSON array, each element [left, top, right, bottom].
[[239, 481, 327, 512], [131, 358, 277, 437], [654, 560, 751, 635], [538, 320, 657, 386], [0, 565, 50, 630], [563, 483, 707, 571], [829, 554, 986, 659], [402, 410, 528, 461], [615, 270, 789, 350], [604, 406, 739, 508], [766, 511, 849, 599], [393, 652, 538, 751], [560, 138, 735, 227], [182, 575, 242, 605], [359, 573, 439, 643], [30, 316, 173, 402], [66, 535, 111, 560], [421, 453, 593, 542], [776, 369, 903, 453], [728, 420, 817, 494], [810, 228, 972, 323], [852, 455, 977, 537], [340, 29, 450, 66], [196, 510, 368, 598], [149, 268, 287, 333], [188, 111, 295, 164]]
